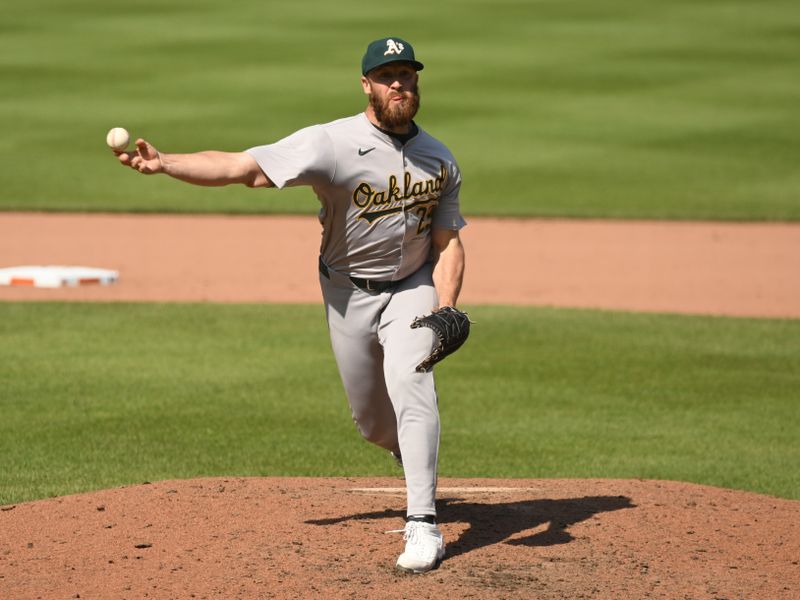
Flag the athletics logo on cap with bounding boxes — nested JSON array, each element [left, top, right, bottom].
[[361, 36, 425, 75], [384, 39, 405, 56]]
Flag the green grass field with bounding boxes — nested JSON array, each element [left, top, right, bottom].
[[2, 302, 798, 505], [2, 0, 799, 218], [2, 1, 797, 510]]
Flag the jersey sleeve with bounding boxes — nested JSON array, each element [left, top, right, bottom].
[[431, 159, 466, 230], [245, 125, 335, 189]]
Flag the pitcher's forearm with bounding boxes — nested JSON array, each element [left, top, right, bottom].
[[432, 234, 465, 308], [160, 151, 267, 187]]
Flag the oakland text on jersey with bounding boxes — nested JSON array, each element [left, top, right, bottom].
[[352, 165, 448, 225]]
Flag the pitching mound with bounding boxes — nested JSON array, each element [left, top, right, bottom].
[[1, 477, 798, 599]]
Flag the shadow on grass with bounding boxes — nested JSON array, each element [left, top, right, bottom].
[[307, 494, 635, 558]]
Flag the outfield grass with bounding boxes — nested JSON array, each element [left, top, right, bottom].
[[2, 0, 799, 219], [1, 302, 797, 505]]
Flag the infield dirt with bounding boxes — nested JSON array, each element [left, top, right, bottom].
[[1, 212, 799, 317], [1, 213, 799, 599]]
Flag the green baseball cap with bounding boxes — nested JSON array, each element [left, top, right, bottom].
[[361, 37, 424, 76]]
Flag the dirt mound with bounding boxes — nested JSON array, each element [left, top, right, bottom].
[[2, 477, 798, 599]]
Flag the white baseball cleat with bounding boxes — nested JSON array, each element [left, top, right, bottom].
[[393, 521, 445, 574]]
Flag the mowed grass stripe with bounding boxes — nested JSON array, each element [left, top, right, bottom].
[[1, 0, 799, 218], [1, 302, 797, 504]]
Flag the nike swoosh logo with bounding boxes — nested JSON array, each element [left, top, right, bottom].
[[358, 147, 376, 156]]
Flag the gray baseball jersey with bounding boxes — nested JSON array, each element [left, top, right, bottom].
[[246, 113, 465, 280]]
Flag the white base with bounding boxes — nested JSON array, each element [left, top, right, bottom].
[[0, 266, 119, 288]]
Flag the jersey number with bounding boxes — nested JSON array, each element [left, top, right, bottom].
[[415, 204, 434, 235]]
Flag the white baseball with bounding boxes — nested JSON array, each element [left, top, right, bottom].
[[106, 127, 130, 151]]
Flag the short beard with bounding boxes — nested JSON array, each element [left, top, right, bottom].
[[370, 85, 420, 131]]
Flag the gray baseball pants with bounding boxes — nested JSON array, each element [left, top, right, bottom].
[[319, 260, 440, 518]]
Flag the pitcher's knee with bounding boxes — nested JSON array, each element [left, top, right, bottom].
[[384, 371, 438, 415], [384, 361, 431, 393], [353, 416, 398, 450]]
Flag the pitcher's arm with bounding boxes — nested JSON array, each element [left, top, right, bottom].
[[116, 139, 272, 188]]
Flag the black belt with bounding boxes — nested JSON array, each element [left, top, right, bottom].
[[319, 256, 401, 294]]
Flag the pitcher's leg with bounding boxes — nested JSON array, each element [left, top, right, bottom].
[[379, 266, 440, 517], [320, 275, 400, 454]]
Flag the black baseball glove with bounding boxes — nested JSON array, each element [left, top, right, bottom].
[[411, 306, 471, 372]]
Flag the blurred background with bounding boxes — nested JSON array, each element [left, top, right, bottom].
[[2, 0, 798, 219]]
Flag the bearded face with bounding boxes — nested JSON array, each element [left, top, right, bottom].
[[369, 84, 420, 131]]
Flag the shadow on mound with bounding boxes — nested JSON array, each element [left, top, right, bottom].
[[307, 494, 635, 559]]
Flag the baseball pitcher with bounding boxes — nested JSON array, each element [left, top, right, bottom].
[[114, 36, 469, 574]]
